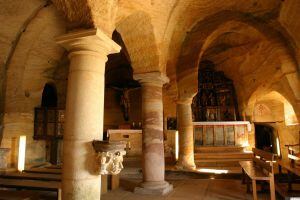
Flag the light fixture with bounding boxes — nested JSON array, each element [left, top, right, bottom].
[[175, 131, 179, 161], [276, 137, 281, 157], [197, 168, 228, 174], [18, 135, 26, 172]]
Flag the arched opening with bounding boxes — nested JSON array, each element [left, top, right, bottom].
[[250, 91, 299, 159], [254, 124, 280, 155], [104, 30, 142, 157], [41, 83, 58, 108], [176, 13, 299, 172], [105, 31, 140, 124], [35, 83, 62, 165]]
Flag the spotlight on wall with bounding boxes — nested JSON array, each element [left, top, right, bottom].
[[175, 131, 179, 161], [18, 135, 26, 172], [276, 137, 281, 157], [242, 141, 249, 147], [197, 168, 228, 174]]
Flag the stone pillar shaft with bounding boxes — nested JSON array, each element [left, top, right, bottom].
[[56, 29, 120, 200], [134, 72, 173, 195], [141, 82, 165, 182], [177, 99, 196, 170]]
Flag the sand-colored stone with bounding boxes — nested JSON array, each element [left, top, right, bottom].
[[176, 98, 195, 170], [0, 1, 300, 199], [56, 28, 120, 199], [134, 72, 173, 195]]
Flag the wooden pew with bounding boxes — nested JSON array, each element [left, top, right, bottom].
[[0, 170, 61, 200], [0, 178, 61, 200], [0, 190, 40, 200], [239, 148, 275, 200], [0, 168, 118, 198], [276, 159, 300, 199], [285, 144, 300, 168], [1, 171, 61, 181]]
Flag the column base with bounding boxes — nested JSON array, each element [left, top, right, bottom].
[[175, 162, 196, 171], [134, 181, 173, 195]]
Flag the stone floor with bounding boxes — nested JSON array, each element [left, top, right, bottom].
[[102, 158, 278, 200], [102, 178, 272, 200], [0, 160, 286, 199]]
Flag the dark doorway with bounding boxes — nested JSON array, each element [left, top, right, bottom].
[[41, 83, 59, 165], [255, 124, 276, 153], [41, 83, 57, 107]]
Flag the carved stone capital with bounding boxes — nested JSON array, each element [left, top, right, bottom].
[[92, 141, 126, 175], [96, 150, 126, 175], [176, 98, 193, 105], [55, 28, 121, 59], [134, 72, 169, 87]]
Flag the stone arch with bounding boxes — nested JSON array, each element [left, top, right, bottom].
[[4, 5, 66, 113], [247, 90, 299, 161], [247, 89, 299, 123], [176, 10, 299, 101], [1, 4, 66, 166], [116, 11, 160, 74]]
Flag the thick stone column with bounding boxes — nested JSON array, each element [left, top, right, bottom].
[[55, 29, 120, 199], [176, 98, 196, 170], [134, 72, 173, 195]]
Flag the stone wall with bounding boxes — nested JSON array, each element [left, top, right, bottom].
[[0, 4, 66, 167], [0, 0, 300, 169], [251, 92, 300, 161]]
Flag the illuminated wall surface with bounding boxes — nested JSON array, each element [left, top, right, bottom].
[[18, 136, 26, 172]]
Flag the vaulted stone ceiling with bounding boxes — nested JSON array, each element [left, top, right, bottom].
[[1, 0, 300, 118], [200, 23, 283, 108], [51, 0, 291, 73]]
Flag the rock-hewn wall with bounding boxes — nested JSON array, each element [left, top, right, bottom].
[[0, 4, 66, 167]]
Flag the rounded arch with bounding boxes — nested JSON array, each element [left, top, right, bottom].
[[1, 4, 66, 166], [116, 11, 160, 74], [176, 10, 298, 101], [4, 4, 66, 113], [41, 83, 58, 108], [247, 90, 299, 125]]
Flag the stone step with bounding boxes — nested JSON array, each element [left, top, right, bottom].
[[195, 158, 247, 164], [196, 159, 247, 166], [194, 148, 252, 174], [194, 146, 245, 153], [194, 152, 253, 160]]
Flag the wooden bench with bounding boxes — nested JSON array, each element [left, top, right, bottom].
[[0, 171, 61, 200], [0, 178, 61, 200], [0, 171, 61, 181], [285, 144, 300, 168], [0, 190, 40, 200], [239, 148, 275, 200], [0, 166, 120, 198], [276, 159, 300, 199]]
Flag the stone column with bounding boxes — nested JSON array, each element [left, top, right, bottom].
[[55, 29, 120, 200], [134, 72, 173, 195], [176, 98, 196, 170]]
